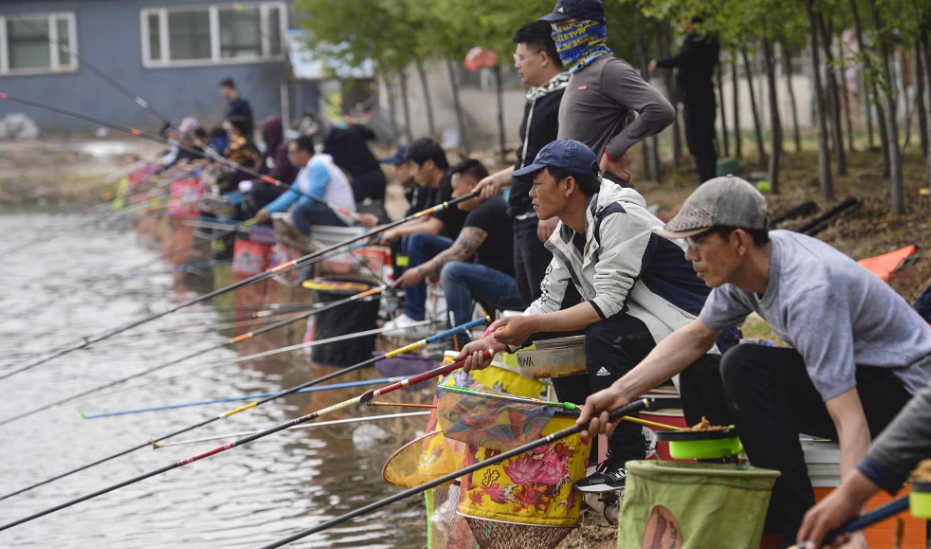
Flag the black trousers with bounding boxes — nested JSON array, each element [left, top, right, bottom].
[[551, 313, 720, 464], [350, 169, 387, 203], [683, 101, 718, 184], [679, 343, 912, 541], [512, 216, 554, 306]]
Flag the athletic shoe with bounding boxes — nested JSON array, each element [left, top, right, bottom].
[[574, 455, 628, 493], [383, 314, 434, 338]]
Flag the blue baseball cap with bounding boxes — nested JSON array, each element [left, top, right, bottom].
[[539, 0, 606, 23], [379, 145, 409, 165], [512, 140, 600, 184]]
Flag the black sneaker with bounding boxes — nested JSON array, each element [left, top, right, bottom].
[[574, 457, 627, 493]]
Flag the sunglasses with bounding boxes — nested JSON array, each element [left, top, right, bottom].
[[684, 229, 714, 249]]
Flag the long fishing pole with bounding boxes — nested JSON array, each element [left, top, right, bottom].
[[0, 347, 492, 530], [0, 92, 362, 223], [255, 399, 651, 549], [84, 320, 435, 402], [81, 376, 410, 419], [0, 148, 478, 384], [156, 411, 433, 449], [0, 190, 479, 385], [0, 318, 485, 502], [790, 496, 910, 549], [0, 286, 385, 427]]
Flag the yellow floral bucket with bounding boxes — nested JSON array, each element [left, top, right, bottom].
[[440, 351, 546, 399], [457, 415, 592, 527]]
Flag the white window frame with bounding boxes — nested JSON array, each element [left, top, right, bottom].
[[140, 2, 287, 69], [0, 12, 79, 76]]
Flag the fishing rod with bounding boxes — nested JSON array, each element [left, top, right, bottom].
[[83, 321, 435, 402], [0, 346, 493, 529], [790, 496, 910, 549], [108, 258, 234, 280], [155, 411, 433, 449], [81, 376, 410, 419], [0, 186, 479, 383], [0, 318, 485, 502], [255, 399, 651, 549], [0, 93, 363, 224], [0, 286, 385, 428]]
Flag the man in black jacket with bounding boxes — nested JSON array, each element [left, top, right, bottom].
[[650, 17, 720, 184], [477, 21, 568, 307]]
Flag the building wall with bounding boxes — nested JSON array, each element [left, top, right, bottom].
[[0, 0, 292, 133]]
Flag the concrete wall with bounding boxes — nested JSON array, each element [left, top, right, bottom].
[[0, 0, 293, 133]]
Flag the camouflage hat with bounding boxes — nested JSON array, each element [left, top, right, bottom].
[[657, 175, 767, 239]]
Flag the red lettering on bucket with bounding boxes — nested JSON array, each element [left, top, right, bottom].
[[641, 505, 682, 549]]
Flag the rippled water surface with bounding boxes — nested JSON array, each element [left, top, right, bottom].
[[0, 213, 425, 549]]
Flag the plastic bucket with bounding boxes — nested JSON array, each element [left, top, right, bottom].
[[306, 276, 380, 367], [617, 461, 780, 549]]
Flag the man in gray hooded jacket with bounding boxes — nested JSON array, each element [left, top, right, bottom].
[[456, 140, 736, 492]]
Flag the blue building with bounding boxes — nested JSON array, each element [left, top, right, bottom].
[[0, 0, 319, 133]]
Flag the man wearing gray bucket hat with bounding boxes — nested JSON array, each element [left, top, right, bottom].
[[578, 175, 931, 544], [456, 140, 737, 493]]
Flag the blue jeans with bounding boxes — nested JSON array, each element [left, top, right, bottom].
[[441, 262, 523, 340], [401, 233, 453, 320], [292, 201, 347, 236]]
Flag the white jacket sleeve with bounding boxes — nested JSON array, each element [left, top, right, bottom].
[[525, 255, 572, 316], [589, 213, 652, 319]]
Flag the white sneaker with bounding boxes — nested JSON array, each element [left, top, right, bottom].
[[383, 314, 434, 338]]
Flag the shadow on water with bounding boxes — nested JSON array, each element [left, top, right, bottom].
[[0, 213, 427, 549]]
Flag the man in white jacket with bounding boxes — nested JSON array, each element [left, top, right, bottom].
[[456, 139, 737, 491]]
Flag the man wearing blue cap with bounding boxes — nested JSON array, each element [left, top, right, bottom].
[[542, 0, 675, 183], [456, 139, 736, 492]]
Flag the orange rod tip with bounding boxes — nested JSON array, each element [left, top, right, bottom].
[[0, 93, 8, 99], [131, 129, 142, 135]]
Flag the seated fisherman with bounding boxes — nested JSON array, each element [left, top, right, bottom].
[[457, 140, 736, 492], [379, 138, 468, 335], [242, 115, 299, 219], [216, 115, 261, 195], [254, 135, 357, 235], [393, 159, 523, 339], [576, 176, 931, 545]]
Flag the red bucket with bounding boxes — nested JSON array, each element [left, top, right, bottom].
[[233, 238, 273, 276], [168, 179, 203, 218]]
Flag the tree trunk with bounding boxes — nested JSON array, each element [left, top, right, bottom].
[[445, 59, 471, 154], [717, 62, 730, 157], [915, 41, 929, 157], [900, 50, 914, 151], [867, 0, 903, 214], [818, 14, 847, 175], [655, 20, 682, 172], [921, 29, 931, 192], [848, 0, 890, 173], [634, 25, 656, 180], [385, 73, 400, 142], [399, 69, 414, 143], [493, 65, 507, 162], [414, 58, 436, 138], [762, 37, 782, 194], [781, 42, 803, 152], [807, 0, 835, 201], [741, 48, 768, 169], [841, 54, 856, 153], [732, 54, 743, 158]]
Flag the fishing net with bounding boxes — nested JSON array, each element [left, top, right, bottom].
[[425, 483, 478, 549], [436, 386, 556, 452], [463, 517, 573, 549], [383, 431, 469, 489]]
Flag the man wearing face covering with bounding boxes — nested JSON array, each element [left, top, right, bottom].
[[543, 0, 675, 184]]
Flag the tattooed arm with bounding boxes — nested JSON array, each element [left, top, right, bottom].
[[391, 227, 488, 288]]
